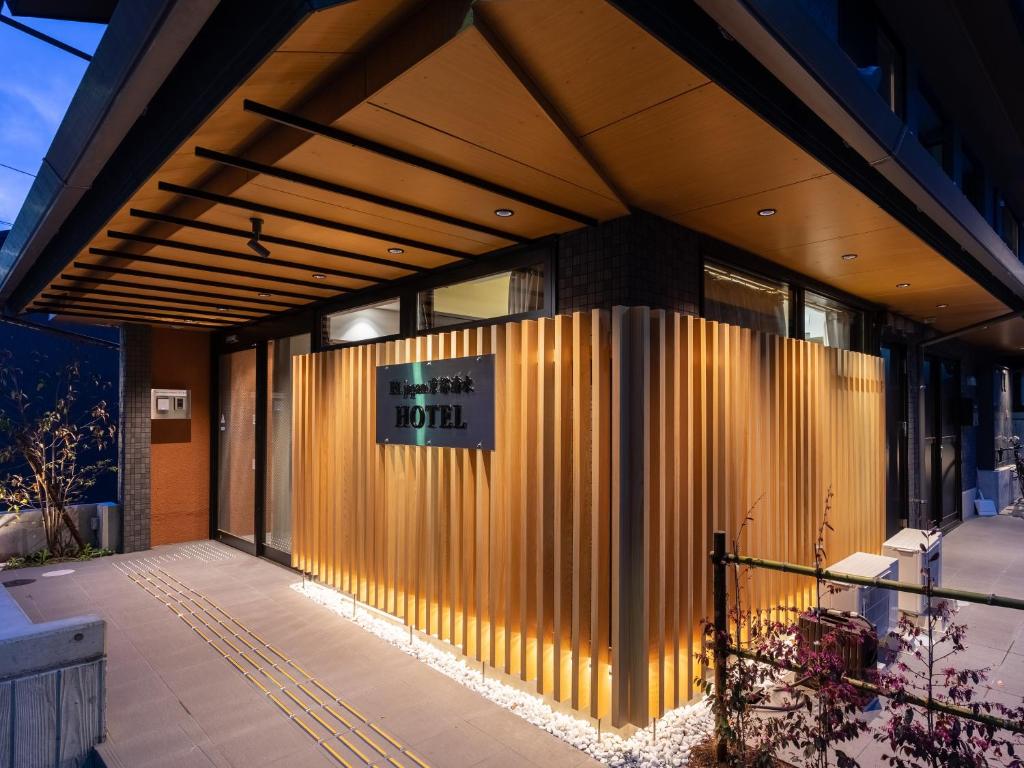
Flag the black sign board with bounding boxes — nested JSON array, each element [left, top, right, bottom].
[[375, 354, 495, 450]]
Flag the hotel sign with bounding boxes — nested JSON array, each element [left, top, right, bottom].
[[375, 354, 495, 450]]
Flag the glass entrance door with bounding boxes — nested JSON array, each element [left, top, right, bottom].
[[217, 347, 257, 550]]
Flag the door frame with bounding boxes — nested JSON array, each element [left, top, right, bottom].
[[211, 340, 298, 566]]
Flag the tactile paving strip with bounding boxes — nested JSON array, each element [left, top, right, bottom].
[[115, 561, 430, 768]]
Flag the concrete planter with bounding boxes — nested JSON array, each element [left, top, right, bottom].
[[0, 504, 116, 560]]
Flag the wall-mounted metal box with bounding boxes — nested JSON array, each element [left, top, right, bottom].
[[151, 388, 191, 420]]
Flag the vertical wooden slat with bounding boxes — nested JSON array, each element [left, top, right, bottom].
[[289, 309, 885, 729]]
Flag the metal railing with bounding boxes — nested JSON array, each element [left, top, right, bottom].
[[709, 530, 1024, 763]]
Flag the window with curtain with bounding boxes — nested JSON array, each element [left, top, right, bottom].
[[804, 291, 858, 350], [703, 262, 790, 337], [417, 263, 545, 331]]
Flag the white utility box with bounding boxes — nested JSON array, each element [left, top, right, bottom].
[[821, 552, 899, 638], [882, 528, 942, 615]]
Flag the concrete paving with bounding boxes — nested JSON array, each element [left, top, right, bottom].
[[2, 542, 599, 768], [850, 515, 1024, 765]]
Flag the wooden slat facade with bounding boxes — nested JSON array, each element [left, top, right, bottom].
[[290, 307, 884, 727]]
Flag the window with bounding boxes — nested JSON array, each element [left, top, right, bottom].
[[417, 263, 545, 331], [960, 146, 986, 216], [1000, 199, 1019, 256], [837, 0, 905, 116], [803, 291, 858, 349], [917, 89, 951, 175], [325, 298, 401, 344], [703, 262, 790, 337]]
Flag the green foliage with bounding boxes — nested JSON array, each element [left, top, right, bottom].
[[3, 544, 114, 571], [0, 351, 116, 558]]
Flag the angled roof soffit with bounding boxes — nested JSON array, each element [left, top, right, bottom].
[[0, 0, 377, 313], [0, 0, 220, 306], [689, 0, 1024, 306]]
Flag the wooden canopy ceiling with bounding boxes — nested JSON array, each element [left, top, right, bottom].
[[28, 0, 1008, 340]]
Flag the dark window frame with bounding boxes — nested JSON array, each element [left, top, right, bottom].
[[322, 297, 403, 349], [998, 194, 1021, 257], [316, 240, 556, 352], [699, 247, 874, 353], [836, 0, 906, 118], [915, 82, 954, 176]]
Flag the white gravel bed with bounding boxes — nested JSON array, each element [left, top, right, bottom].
[[293, 579, 713, 767]]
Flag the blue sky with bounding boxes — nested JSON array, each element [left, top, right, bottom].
[[0, 8, 105, 228]]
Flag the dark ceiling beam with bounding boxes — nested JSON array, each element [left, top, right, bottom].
[[0, 314, 119, 349], [87, 247, 345, 292], [39, 292, 256, 321], [30, 303, 230, 326], [106, 230, 381, 284], [156, 181, 475, 261], [25, 308, 222, 329], [243, 99, 599, 228], [194, 146, 529, 245], [56, 274, 295, 308], [129, 208, 421, 272], [55, 275, 293, 308], [46, 284, 268, 314], [0, 12, 92, 60], [125, 1, 476, 276], [471, 15, 630, 209], [69, 261, 318, 302]]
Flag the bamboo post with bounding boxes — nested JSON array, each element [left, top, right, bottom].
[[712, 530, 728, 765]]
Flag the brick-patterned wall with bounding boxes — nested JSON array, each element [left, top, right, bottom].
[[557, 212, 701, 315], [119, 324, 151, 552]]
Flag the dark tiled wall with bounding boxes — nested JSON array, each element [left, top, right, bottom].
[[557, 212, 701, 315], [119, 324, 152, 553]]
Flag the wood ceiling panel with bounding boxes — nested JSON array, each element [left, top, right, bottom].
[[67, 255, 342, 297], [958, 317, 1024, 351], [475, 0, 710, 136], [278, 0, 416, 53], [585, 83, 829, 216], [191, 204, 461, 271], [364, 26, 621, 202], [46, 282, 280, 314], [106, 219, 415, 283], [82, 245, 363, 292], [675, 174, 894, 253], [276, 134, 588, 237], [236, 175, 510, 252], [338, 102, 624, 221], [54, 274, 307, 307]]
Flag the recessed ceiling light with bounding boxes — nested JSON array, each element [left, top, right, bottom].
[[841, 253, 858, 261], [936, 303, 948, 309], [494, 208, 514, 218], [896, 282, 911, 288], [757, 208, 777, 217], [387, 247, 405, 255], [258, 292, 271, 297], [312, 273, 327, 280]]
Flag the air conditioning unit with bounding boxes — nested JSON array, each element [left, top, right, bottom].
[[820, 552, 899, 640], [882, 528, 942, 615]]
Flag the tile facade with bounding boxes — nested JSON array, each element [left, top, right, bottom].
[[119, 324, 151, 553]]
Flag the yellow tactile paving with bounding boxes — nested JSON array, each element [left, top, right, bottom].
[[121, 564, 428, 768]]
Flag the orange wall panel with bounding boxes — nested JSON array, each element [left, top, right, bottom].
[[151, 328, 210, 545]]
